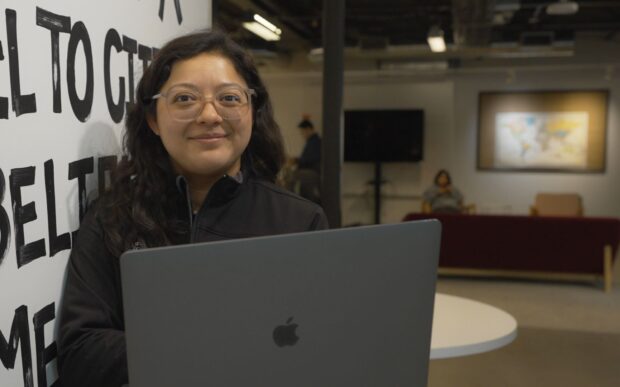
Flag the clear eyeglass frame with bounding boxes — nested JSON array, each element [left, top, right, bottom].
[[152, 85, 256, 122]]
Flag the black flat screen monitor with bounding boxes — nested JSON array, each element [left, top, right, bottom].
[[344, 109, 424, 162]]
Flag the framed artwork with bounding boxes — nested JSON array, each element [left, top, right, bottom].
[[477, 90, 608, 172]]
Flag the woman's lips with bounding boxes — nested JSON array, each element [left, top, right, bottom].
[[190, 133, 228, 143]]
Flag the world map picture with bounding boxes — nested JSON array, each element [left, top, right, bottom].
[[494, 112, 589, 169]]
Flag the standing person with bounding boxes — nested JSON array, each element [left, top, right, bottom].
[[57, 30, 328, 387], [421, 169, 465, 214], [287, 115, 322, 203], [293, 115, 321, 173]]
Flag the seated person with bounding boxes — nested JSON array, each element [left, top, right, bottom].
[[422, 169, 464, 214]]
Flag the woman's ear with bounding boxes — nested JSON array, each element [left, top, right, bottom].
[[146, 114, 160, 136]]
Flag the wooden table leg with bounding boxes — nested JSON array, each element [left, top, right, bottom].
[[604, 245, 613, 293]]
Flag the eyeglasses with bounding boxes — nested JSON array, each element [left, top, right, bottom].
[[152, 85, 256, 121]]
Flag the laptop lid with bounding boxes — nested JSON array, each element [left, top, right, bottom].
[[120, 220, 440, 387]]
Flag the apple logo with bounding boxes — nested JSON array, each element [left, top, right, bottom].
[[272, 317, 300, 347]]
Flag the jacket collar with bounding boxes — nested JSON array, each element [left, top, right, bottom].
[[175, 171, 244, 211]]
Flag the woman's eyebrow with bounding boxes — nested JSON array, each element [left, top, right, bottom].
[[166, 82, 200, 90], [216, 82, 245, 89], [166, 82, 246, 91]]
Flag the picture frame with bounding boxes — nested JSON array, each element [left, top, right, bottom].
[[477, 90, 609, 173]]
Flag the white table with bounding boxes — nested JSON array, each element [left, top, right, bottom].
[[430, 293, 518, 359]]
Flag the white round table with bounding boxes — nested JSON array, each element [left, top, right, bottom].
[[430, 293, 518, 359]]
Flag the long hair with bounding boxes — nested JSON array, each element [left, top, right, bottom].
[[99, 30, 286, 256]]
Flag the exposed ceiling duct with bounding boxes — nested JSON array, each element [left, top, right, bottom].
[[452, 0, 496, 47]]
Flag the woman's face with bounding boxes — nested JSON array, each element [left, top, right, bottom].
[[147, 52, 253, 181], [437, 173, 449, 187]]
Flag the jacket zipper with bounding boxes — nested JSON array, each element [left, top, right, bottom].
[[186, 174, 234, 243], [187, 187, 198, 243], [190, 211, 198, 243]]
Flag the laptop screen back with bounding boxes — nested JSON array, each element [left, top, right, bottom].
[[121, 220, 440, 387]]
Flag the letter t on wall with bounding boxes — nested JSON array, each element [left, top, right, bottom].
[[0, 40, 8, 119], [36, 7, 72, 114]]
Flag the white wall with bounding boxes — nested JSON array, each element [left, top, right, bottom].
[[341, 79, 455, 225], [453, 68, 620, 217], [263, 73, 454, 225], [263, 66, 620, 225], [0, 1, 210, 386]]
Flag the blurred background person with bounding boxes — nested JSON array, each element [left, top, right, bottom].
[[422, 169, 465, 214], [285, 115, 322, 203]]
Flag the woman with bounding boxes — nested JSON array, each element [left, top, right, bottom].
[[58, 30, 328, 387], [421, 169, 464, 214]]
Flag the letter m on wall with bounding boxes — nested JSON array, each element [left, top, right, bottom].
[[1, 305, 34, 387]]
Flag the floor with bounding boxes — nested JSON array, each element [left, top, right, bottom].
[[428, 261, 620, 386]]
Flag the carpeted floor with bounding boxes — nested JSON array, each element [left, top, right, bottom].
[[428, 262, 620, 387]]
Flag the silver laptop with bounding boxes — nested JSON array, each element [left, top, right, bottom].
[[120, 220, 440, 387]]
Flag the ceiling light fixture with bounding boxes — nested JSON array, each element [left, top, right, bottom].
[[242, 13, 282, 41], [546, 0, 579, 15], [427, 25, 446, 53]]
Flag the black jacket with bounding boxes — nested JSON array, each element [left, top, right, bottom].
[[298, 133, 321, 172], [57, 175, 328, 387]]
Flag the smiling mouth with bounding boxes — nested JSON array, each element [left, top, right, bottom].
[[190, 133, 228, 142]]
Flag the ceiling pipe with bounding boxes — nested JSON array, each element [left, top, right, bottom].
[[307, 43, 574, 62], [452, 0, 496, 46]]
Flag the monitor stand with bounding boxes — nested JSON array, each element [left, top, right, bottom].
[[370, 160, 387, 224]]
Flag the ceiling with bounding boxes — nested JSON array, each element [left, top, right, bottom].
[[213, 0, 620, 71]]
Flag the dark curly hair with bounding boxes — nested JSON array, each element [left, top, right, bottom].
[[98, 30, 285, 256]]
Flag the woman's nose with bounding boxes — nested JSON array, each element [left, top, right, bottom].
[[196, 99, 223, 124]]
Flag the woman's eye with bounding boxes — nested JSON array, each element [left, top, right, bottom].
[[218, 93, 243, 104], [172, 93, 198, 103]]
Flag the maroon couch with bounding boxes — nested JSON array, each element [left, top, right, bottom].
[[403, 213, 620, 291]]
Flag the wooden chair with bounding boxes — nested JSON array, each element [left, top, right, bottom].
[[530, 193, 583, 217]]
